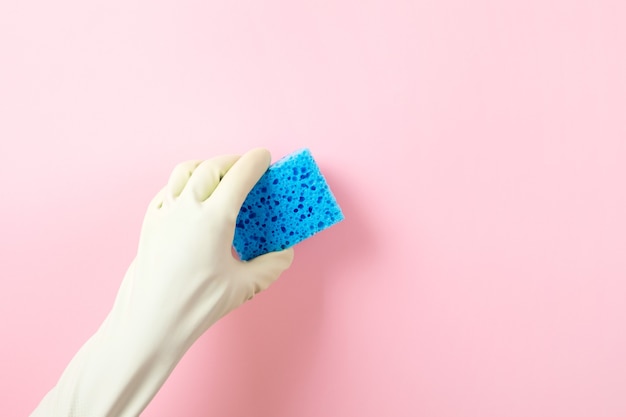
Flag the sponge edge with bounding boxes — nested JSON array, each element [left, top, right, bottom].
[[233, 148, 344, 261]]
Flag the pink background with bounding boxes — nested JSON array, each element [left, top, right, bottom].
[[1, 0, 625, 416]]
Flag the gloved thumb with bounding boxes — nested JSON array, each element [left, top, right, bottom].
[[242, 248, 295, 297]]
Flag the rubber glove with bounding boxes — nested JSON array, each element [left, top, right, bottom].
[[30, 148, 295, 417]]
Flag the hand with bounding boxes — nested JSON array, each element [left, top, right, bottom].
[[111, 147, 295, 349], [31, 148, 294, 417]]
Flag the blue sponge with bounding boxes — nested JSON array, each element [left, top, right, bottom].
[[233, 148, 344, 261]]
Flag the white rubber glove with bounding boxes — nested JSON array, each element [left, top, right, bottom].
[[31, 148, 295, 417]]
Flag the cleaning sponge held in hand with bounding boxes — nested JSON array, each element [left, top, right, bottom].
[[233, 148, 344, 261]]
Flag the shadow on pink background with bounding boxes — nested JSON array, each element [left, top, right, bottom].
[[1, 0, 625, 416]]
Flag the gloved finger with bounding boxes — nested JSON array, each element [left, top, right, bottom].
[[240, 247, 294, 298], [182, 155, 240, 202], [166, 160, 203, 200], [147, 185, 167, 210], [209, 148, 271, 218]]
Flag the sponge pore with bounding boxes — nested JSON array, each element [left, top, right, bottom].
[[233, 148, 344, 261]]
